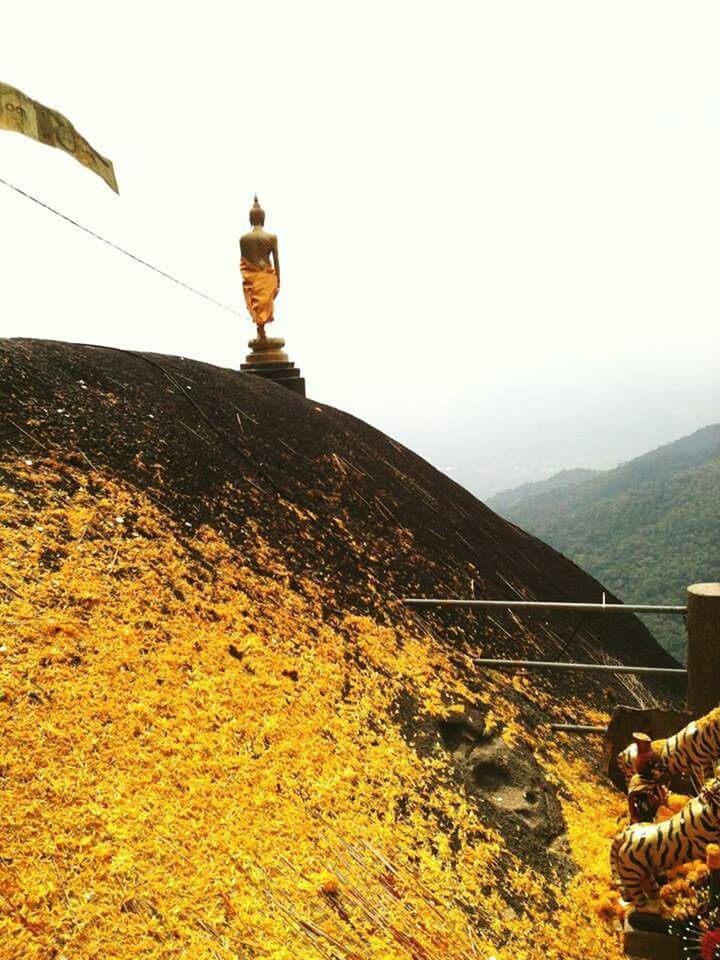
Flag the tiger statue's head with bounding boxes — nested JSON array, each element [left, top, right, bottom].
[[617, 732, 665, 784]]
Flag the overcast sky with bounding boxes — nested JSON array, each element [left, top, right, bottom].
[[2, 1, 719, 496]]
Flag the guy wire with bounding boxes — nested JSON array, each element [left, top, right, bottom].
[[0, 174, 244, 318]]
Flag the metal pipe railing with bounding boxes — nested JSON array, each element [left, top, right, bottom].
[[550, 723, 607, 734], [471, 658, 687, 676], [402, 598, 687, 615]]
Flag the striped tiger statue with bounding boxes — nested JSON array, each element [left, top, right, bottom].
[[617, 706, 720, 784], [611, 777, 720, 910]]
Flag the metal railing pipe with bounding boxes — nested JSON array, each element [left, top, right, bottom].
[[402, 598, 687, 615], [550, 724, 607, 734], [471, 658, 687, 676]]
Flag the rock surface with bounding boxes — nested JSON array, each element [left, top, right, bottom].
[[0, 338, 686, 960]]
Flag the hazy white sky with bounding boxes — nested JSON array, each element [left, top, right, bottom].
[[2, 1, 719, 495]]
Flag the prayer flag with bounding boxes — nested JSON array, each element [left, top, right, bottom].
[[0, 82, 118, 193]]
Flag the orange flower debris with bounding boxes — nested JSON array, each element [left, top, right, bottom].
[[0, 457, 671, 959]]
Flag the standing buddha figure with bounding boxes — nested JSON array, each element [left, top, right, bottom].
[[239, 195, 280, 339]]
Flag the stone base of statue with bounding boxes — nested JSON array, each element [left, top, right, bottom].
[[240, 336, 306, 397], [623, 915, 680, 960]]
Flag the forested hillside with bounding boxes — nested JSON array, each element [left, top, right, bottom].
[[489, 425, 720, 661], [488, 469, 599, 513]]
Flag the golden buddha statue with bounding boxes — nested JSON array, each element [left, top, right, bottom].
[[239, 196, 280, 339], [238, 196, 305, 395]]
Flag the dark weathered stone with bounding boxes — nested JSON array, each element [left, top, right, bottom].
[[438, 706, 569, 872], [623, 921, 680, 960], [604, 705, 692, 789]]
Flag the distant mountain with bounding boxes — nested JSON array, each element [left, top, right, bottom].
[[489, 468, 599, 512], [488, 424, 720, 661]]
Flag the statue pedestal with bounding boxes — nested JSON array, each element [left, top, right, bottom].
[[240, 336, 306, 397], [623, 919, 680, 960]]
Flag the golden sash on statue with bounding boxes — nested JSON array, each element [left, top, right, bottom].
[[240, 258, 278, 328]]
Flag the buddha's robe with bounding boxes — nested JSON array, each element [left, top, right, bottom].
[[240, 258, 278, 328]]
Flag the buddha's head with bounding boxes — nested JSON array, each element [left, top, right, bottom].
[[249, 195, 265, 227]]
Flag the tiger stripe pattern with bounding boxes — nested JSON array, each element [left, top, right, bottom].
[[611, 778, 720, 909], [617, 706, 720, 784]]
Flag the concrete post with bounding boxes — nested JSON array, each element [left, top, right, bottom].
[[686, 583, 720, 718]]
